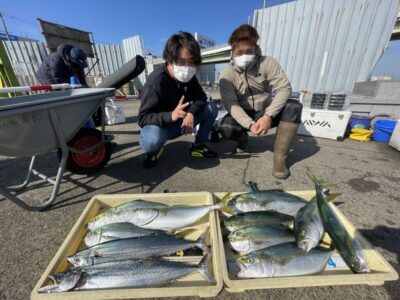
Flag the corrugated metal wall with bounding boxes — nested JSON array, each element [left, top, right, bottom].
[[122, 36, 147, 86], [2, 40, 131, 85], [253, 0, 400, 92], [87, 44, 124, 76], [3, 40, 48, 85]]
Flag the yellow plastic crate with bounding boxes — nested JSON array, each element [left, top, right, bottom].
[[31, 192, 223, 299], [214, 191, 398, 293]]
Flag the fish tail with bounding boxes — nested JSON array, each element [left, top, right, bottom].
[[198, 255, 215, 283], [212, 202, 224, 210], [326, 193, 342, 203], [306, 173, 338, 193], [197, 231, 211, 255], [218, 192, 235, 214], [306, 172, 323, 187]]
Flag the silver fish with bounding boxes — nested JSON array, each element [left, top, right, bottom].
[[236, 242, 333, 278], [227, 225, 294, 254], [309, 174, 370, 273], [89, 203, 222, 232], [294, 198, 324, 253], [223, 211, 294, 232], [88, 200, 168, 231], [68, 234, 209, 267], [223, 190, 308, 216], [39, 257, 213, 292], [84, 222, 163, 247], [294, 193, 341, 253]]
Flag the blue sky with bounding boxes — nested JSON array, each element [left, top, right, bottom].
[[1, 0, 399, 78]]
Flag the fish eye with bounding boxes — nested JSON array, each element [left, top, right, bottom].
[[300, 230, 306, 238], [245, 257, 254, 263]]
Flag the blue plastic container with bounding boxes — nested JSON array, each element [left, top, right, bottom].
[[372, 119, 397, 143], [350, 115, 372, 129]]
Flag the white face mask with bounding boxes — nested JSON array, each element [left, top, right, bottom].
[[172, 65, 197, 83], [234, 54, 255, 70]]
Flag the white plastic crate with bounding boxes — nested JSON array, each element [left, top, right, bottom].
[[389, 120, 400, 151], [298, 108, 351, 141]]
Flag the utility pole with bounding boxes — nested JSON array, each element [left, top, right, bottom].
[[0, 12, 18, 61], [0, 12, 11, 41]]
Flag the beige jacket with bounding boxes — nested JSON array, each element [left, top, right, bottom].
[[219, 48, 292, 129]]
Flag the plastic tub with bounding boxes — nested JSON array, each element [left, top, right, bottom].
[[31, 192, 223, 299], [213, 192, 398, 293], [372, 119, 397, 143], [350, 115, 372, 129]]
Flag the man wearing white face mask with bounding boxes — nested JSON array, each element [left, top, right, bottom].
[[219, 25, 303, 179], [138, 32, 218, 168]]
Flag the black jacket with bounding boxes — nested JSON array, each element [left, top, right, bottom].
[[36, 44, 87, 86], [138, 64, 207, 128]]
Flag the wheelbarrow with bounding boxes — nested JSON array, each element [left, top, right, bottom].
[[0, 87, 115, 211]]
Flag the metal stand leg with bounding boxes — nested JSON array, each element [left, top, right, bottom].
[[8, 156, 36, 191], [0, 108, 70, 211]]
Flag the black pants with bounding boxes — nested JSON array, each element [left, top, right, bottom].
[[219, 99, 303, 141]]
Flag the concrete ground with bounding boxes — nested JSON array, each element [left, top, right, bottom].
[[0, 99, 399, 300]]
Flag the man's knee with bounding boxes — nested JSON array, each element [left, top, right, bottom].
[[207, 101, 218, 119], [139, 125, 166, 153], [219, 114, 246, 141], [281, 99, 303, 123]]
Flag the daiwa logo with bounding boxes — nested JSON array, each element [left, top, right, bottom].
[[302, 120, 332, 127]]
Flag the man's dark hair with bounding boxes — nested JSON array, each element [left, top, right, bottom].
[[163, 31, 202, 66], [228, 24, 259, 49]]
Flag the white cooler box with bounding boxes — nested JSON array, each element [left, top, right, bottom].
[[298, 108, 351, 141], [389, 120, 400, 151]]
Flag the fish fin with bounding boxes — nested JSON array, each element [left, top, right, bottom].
[[326, 193, 342, 203], [219, 192, 235, 214], [198, 255, 215, 283], [196, 230, 211, 255], [248, 181, 260, 192], [133, 208, 160, 226]]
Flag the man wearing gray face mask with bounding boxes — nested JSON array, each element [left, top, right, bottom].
[[138, 31, 218, 168], [219, 24, 302, 179]]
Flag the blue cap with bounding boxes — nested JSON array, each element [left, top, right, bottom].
[[69, 47, 88, 68]]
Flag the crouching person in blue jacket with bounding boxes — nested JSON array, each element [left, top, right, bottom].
[[138, 31, 218, 168]]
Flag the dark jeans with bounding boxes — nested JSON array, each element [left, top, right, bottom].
[[219, 99, 303, 141]]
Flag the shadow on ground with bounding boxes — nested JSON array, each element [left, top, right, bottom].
[[359, 226, 400, 300]]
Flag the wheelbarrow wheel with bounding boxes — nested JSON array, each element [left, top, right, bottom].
[[58, 128, 112, 175]]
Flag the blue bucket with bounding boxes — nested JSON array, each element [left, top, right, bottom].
[[350, 115, 372, 129], [372, 119, 396, 143]]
